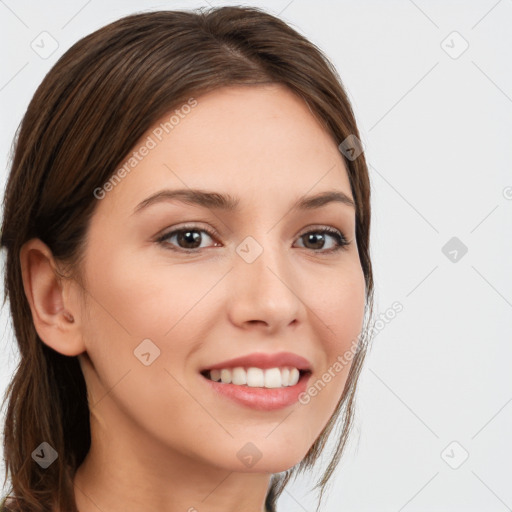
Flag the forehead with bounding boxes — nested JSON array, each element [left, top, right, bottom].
[[99, 84, 353, 214]]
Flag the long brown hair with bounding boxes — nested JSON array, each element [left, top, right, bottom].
[[0, 6, 374, 512]]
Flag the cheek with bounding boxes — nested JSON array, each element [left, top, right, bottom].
[[313, 262, 367, 350], [302, 263, 366, 415], [83, 243, 209, 338], [79, 243, 222, 397], [78, 247, 216, 444]]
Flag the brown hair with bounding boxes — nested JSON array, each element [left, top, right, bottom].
[[0, 6, 374, 512]]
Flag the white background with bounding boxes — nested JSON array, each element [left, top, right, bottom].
[[1, 1, 511, 511]]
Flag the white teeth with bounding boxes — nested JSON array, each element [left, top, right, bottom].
[[264, 368, 282, 388], [206, 367, 302, 388], [247, 367, 265, 387], [288, 368, 300, 386], [232, 367, 247, 385]]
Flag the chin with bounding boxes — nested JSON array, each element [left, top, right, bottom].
[[219, 445, 310, 474]]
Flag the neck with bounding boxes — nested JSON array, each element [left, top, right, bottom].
[[72, 412, 272, 512]]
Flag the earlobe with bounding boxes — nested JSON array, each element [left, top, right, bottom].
[[19, 238, 85, 356]]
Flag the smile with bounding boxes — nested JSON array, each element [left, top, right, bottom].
[[201, 366, 309, 388], [200, 368, 312, 411]]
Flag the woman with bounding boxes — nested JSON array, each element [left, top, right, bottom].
[[0, 6, 374, 512]]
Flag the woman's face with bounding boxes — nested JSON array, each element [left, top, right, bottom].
[[76, 83, 366, 473]]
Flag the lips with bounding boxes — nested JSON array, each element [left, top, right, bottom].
[[201, 367, 313, 411], [200, 351, 313, 372]]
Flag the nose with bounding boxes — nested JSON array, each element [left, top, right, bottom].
[[227, 235, 305, 333]]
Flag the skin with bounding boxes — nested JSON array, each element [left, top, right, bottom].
[[20, 83, 366, 512]]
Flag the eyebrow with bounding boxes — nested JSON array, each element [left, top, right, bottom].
[[132, 188, 356, 214]]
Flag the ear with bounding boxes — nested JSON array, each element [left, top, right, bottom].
[[19, 238, 86, 356]]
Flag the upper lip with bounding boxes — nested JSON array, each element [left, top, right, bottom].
[[201, 352, 313, 372]]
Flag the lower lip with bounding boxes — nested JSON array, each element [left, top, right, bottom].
[[200, 371, 312, 411]]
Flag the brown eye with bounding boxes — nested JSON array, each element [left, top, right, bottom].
[[156, 225, 349, 254], [173, 230, 203, 249], [295, 228, 350, 253], [156, 226, 219, 252]]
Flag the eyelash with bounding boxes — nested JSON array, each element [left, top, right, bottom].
[[155, 224, 350, 254]]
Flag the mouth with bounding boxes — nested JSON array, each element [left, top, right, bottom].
[[199, 367, 313, 411], [200, 368, 312, 388]]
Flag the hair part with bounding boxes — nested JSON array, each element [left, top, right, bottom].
[[0, 6, 374, 512]]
